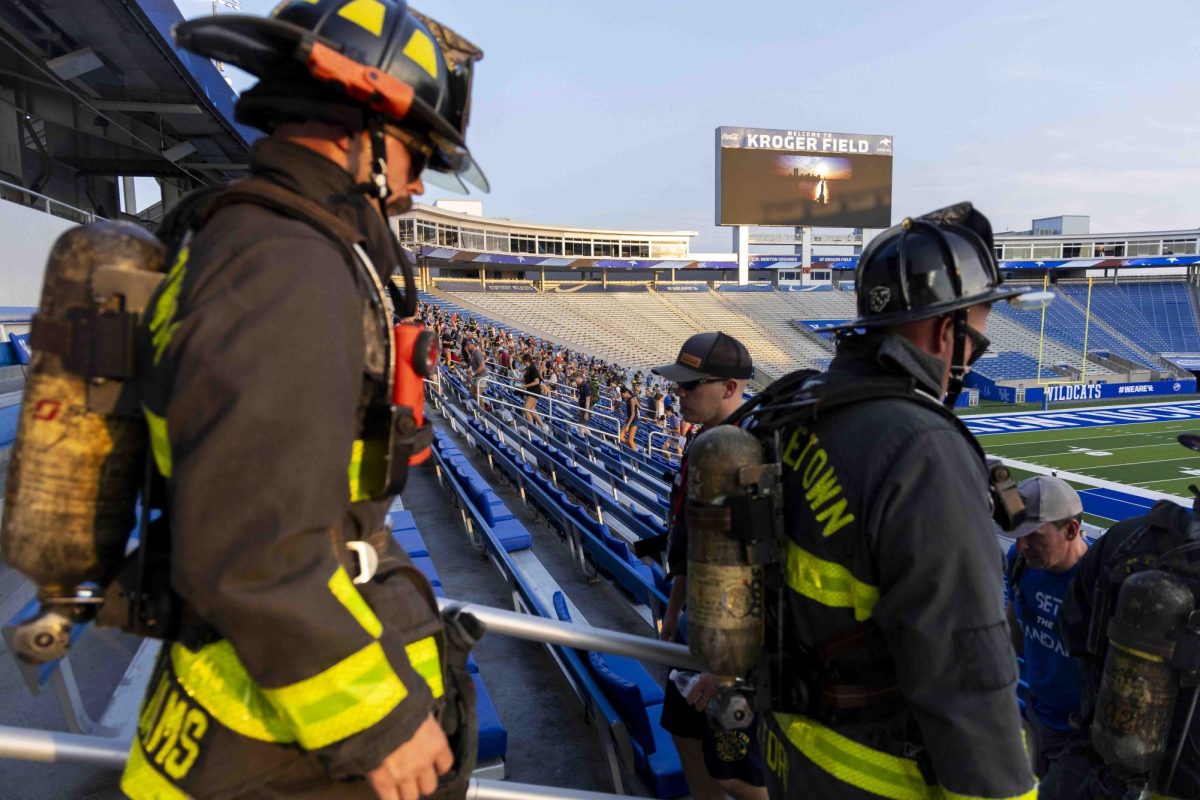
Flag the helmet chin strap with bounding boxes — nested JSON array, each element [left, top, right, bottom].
[[365, 114, 391, 221], [361, 113, 418, 318], [944, 308, 969, 409]]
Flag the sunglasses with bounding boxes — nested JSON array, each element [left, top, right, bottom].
[[675, 377, 725, 392], [384, 124, 433, 181], [964, 324, 991, 367]]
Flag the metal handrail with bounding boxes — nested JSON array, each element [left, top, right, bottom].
[[0, 177, 101, 224], [647, 429, 683, 459], [503, 384, 624, 433], [0, 724, 634, 800], [436, 366, 620, 444], [482, 362, 586, 403], [436, 599, 695, 670], [481, 393, 622, 446]]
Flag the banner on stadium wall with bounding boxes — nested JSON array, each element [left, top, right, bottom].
[[1043, 379, 1197, 403], [796, 319, 851, 332], [750, 255, 859, 270], [966, 377, 1198, 405], [999, 255, 1200, 271], [486, 283, 537, 293], [658, 283, 708, 292], [964, 373, 1007, 402]]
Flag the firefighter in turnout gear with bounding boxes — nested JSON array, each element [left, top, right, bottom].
[[1058, 434, 1200, 799], [119, 2, 486, 797], [735, 204, 1042, 800]]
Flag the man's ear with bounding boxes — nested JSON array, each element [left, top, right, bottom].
[[932, 314, 956, 358]]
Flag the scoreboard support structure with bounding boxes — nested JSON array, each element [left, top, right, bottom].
[[734, 224, 749, 284]]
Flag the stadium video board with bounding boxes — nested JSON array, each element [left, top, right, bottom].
[[716, 127, 893, 228]]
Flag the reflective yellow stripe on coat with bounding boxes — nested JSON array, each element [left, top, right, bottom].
[[784, 540, 879, 622], [941, 788, 1038, 800], [171, 641, 294, 743], [940, 786, 1036, 796], [776, 713, 1037, 800], [405, 635, 444, 698], [776, 712, 933, 800], [262, 640, 405, 750], [163, 567, 417, 751]]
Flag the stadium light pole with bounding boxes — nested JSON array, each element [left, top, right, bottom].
[[1081, 276, 1093, 383]]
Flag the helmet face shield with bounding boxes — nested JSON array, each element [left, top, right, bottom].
[[423, 131, 489, 193]]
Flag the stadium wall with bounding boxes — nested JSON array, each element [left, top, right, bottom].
[[966, 373, 1197, 404], [0, 203, 75, 306]]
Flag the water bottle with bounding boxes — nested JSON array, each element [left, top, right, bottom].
[[669, 669, 701, 699]]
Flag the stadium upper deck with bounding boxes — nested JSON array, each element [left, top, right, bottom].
[[400, 203, 1200, 390], [400, 203, 1200, 296]]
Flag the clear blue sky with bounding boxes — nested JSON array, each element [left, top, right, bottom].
[[177, 1, 1200, 251]]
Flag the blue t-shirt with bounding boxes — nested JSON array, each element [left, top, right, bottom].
[[1005, 544, 1084, 731]]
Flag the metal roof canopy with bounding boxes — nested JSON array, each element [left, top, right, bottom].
[[0, 0, 256, 191]]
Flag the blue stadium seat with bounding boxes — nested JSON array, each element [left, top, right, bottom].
[[972, 351, 1064, 381], [474, 673, 508, 763], [1060, 281, 1200, 353], [994, 290, 1156, 367], [588, 651, 658, 755], [390, 510, 418, 532], [491, 518, 533, 552], [409, 556, 442, 587], [392, 529, 429, 558], [635, 704, 689, 799]]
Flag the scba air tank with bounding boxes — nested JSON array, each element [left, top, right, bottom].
[[0, 222, 165, 663], [1092, 569, 1193, 779], [685, 425, 765, 683]]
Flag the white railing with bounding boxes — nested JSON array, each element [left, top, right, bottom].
[[0, 177, 102, 225], [647, 429, 683, 459]]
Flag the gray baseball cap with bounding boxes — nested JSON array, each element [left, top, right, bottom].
[[1010, 476, 1083, 538]]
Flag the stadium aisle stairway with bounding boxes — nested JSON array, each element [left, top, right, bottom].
[[426, 385, 686, 797], [440, 371, 670, 623], [386, 497, 510, 775]]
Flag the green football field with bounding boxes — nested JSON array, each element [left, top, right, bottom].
[[978, 418, 1200, 500]]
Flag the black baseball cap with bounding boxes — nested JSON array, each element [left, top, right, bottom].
[[652, 331, 753, 383]]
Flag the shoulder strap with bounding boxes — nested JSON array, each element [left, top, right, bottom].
[[741, 368, 987, 463], [1007, 552, 1027, 602], [156, 185, 227, 249], [726, 367, 820, 428], [205, 178, 367, 260]]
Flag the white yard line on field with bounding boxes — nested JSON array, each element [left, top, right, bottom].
[[996, 456, 1190, 503], [1047, 454, 1199, 471], [985, 429, 1180, 448]]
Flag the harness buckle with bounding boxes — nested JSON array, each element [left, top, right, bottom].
[[346, 540, 380, 585]]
